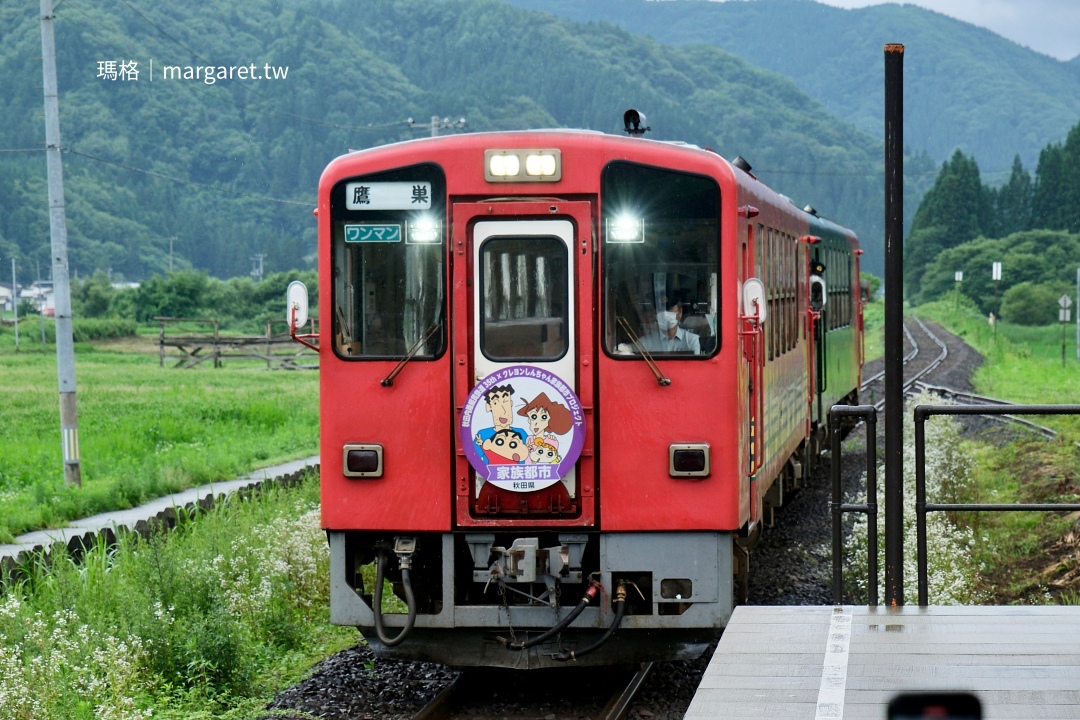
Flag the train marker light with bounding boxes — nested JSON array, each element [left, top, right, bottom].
[[343, 444, 383, 478], [484, 149, 561, 182], [607, 215, 644, 243], [670, 444, 710, 477]]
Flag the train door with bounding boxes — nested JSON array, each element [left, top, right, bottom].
[[740, 222, 765, 526], [811, 251, 827, 426], [452, 201, 595, 528]]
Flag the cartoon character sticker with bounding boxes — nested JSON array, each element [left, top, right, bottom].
[[460, 366, 584, 492]]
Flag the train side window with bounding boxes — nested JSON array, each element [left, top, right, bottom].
[[329, 164, 447, 360], [478, 236, 569, 361], [787, 233, 794, 352], [601, 161, 720, 358], [769, 228, 777, 361]]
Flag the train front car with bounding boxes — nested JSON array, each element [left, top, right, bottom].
[[317, 127, 856, 668]]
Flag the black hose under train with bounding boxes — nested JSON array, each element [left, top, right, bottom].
[[504, 580, 603, 650], [373, 550, 417, 647], [552, 585, 627, 662]]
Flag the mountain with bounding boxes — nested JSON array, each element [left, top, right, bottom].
[[504, 0, 1080, 181], [0, 0, 896, 281]]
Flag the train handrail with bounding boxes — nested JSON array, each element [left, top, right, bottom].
[[829, 404, 878, 605], [740, 312, 766, 477], [914, 403, 1080, 606]]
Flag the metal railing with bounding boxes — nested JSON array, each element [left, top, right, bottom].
[[831, 403, 1080, 607], [914, 403, 1080, 606], [829, 405, 878, 605]]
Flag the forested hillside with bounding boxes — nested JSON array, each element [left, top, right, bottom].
[[905, 118, 1080, 316], [507, 0, 1080, 179], [1, 0, 900, 282]]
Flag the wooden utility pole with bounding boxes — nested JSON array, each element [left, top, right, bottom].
[[40, 0, 81, 486]]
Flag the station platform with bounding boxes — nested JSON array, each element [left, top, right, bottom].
[[685, 605, 1080, 720]]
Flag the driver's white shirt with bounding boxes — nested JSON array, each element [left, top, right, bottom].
[[640, 327, 701, 354]]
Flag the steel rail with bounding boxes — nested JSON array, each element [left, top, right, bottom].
[[598, 662, 655, 720], [409, 662, 654, 720], [411, 674, 461, 720], [913, 381, 1060, 440], [866, 318, 949, 413], [860, 322, 919, 389], [907, 316, 949, 385]]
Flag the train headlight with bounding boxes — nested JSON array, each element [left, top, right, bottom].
[[485, 149, 561, 182], [488, 152, 520, 178], [343, 444, 383, 478], [408, 216, 441, 243], [606, 215, 644, 243], [525, 153, 557, 177]]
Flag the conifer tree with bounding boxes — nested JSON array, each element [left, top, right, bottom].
[[993, 155, 1033, 237], [1032, 142, 1066, 230], [906, 150, 990, 295]]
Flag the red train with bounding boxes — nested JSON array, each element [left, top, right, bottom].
[[300, 112, 863, 668]]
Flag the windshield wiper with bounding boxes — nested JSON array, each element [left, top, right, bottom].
[[381, 324, 440, 387], [617, 316, 671, 386]]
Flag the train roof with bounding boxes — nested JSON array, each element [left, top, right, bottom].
[[333, 127, 858, 245]]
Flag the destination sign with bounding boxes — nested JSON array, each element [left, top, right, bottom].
[[345, 181, 432, 210]]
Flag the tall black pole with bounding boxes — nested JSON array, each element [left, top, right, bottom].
[[884, 44, 905, 606]]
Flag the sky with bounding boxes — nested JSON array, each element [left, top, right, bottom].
[[814, 0, 1080, 61]]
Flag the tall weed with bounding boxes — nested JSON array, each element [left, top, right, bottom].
[[0, 474, 355, 719], [846, 391, 980, 604]]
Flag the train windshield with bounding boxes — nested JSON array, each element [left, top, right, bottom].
[[330, 164, 446, 359], [601, 162, 720, 357]]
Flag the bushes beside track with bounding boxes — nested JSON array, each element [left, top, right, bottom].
[[0, 471, 356, 719], [845, 391, 980, 604], [0, 317, 138, 345]]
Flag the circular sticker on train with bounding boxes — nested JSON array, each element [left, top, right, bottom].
[[460, 365, 585, 492]]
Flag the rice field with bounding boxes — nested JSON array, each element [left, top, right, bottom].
[[0, 330, 318, 543]]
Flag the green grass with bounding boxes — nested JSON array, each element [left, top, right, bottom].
[[916, 297, 1080, 404], [0, 333, 318, 542], [913, 298, 1080, 604], [862, 299, 884, 363], [0, 472, 358, 719], [959, 437, 1080, 603]]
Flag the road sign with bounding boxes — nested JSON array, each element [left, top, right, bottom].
[[1061, 309, 1071, 323], [992, 262, 1002, 281], [1059, 294, 1073, 309]]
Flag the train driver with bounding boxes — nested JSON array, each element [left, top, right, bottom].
[[639, 294, 701, 355]]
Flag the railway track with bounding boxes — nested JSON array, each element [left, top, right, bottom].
[[411, 662, 654, 720], [860, 316, 949, 411], [913, 381, 1062, 440], [858, 316, 1064, 441]]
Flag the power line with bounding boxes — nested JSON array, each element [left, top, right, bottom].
[[64, 147, 313, 207], [110, 0, 205, 65]]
